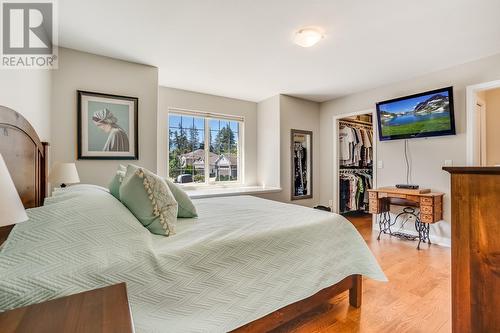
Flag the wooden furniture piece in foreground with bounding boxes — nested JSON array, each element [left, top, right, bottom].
[[367, 187, 444, 249], [231, 274, 361, 332], [443, 167, 500, 333], [0, 283, 134, 333]]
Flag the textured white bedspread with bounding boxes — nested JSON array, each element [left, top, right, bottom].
[[0, 186, 385, 332]]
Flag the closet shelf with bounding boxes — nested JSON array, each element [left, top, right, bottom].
[[338, 119, 373, 127]]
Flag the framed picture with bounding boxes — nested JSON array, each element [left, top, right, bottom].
[[77, 90, 138, 160], [291, 129, 312, 200]]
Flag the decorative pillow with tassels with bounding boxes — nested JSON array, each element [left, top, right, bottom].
[[119, 164, 178, 236]]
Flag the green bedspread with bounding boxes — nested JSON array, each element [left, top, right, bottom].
[[0, 185, 385, 332]]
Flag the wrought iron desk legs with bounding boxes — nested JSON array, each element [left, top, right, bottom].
[[377, 207, 431, 250], [415, 219, 431, 250], [376, 211, 393, 240]]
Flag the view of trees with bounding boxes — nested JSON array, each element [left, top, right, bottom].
[[169, 124, 197, 181], [168, 115, 239, 183], [211, 124, 237, 155]]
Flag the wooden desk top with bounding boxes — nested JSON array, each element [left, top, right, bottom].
[[368, 186, 444, 197], [0, 283, 134, 333]]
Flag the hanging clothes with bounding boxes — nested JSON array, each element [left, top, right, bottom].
[[339, 122, 373, 167], [293, 142, 308, 196], [339, 171, 373, 213]]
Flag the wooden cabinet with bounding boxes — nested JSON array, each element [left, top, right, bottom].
[[0, 283, 134, 333], [444, 167, 500, 333]]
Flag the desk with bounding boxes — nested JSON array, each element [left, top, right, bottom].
[[367, 187, 444, 249]]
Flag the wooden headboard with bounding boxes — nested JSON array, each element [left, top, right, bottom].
[[0, 105, 48, 208]]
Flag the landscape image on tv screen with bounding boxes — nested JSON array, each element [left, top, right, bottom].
[[377, 88, 454, 140]]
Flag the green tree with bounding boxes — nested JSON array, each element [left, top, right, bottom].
[[168, 126, 190, 180], [175, 125, 189, 154], [214, 124, 236, 154], [188, 125, 199, 151]]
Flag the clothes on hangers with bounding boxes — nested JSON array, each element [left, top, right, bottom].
[[339, 122, 373, 167], [339, 171, 372, 213]]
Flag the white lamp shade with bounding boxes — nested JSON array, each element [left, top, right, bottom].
[[0, 154, 28, 227], [49, 163, 80, 185]]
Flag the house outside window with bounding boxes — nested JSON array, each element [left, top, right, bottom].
[[168, 109, 242, 185]]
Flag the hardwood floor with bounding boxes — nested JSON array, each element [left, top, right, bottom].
[[271, 213, 451, 333]]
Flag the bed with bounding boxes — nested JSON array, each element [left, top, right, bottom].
[[0, 107, 386, 332]]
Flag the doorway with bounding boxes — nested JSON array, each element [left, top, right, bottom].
[[466, 80, 500, 165], [332, 110, 377, 221]]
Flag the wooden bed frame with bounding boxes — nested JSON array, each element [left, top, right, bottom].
[[0, 106, 48, 244], [232, 274, 361, 332], [0, 106, 362, 332]]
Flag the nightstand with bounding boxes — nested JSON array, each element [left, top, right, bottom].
[[0, 283, 134, 333]]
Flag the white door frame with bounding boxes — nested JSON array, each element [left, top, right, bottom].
[[332, 109, 378, 214], [475, 97, 487, 166], [466, 80, 500, 165]]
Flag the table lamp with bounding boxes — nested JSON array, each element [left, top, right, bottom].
[[0, 154, 28, 227], [49, 163, 80, 188]]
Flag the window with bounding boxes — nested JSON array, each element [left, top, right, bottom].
[[168, 110, 242, 185]]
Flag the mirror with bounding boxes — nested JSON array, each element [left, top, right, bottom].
[[291, 129, 312, 200]]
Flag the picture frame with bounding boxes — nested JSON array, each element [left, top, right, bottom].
[[77, 90, 138, 160], [291, 129, 313, 200]]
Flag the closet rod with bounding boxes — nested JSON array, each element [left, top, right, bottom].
[[339, 168, 372, 173], [338, 119, 373, 127]]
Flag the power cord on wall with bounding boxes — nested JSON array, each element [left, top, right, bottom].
[[404, 139, 411, 184]]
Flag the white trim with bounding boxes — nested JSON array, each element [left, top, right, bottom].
[[204, 117, 210, 182], [475, 97, 487, 166], [186, 186, 282, 199], [466, 80, 500, 165], [168, 107, 244, 122], [332, 109, 378, 217]]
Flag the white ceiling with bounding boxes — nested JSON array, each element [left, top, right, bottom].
[[59, 0, 500, 102]]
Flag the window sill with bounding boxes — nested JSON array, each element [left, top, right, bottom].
[[185, 186, 282, 199]]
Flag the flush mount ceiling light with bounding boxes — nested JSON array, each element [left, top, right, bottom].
[[293, 27, 325, 47]]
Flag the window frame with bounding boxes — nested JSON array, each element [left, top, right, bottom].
[[168, 107, 244, 187]]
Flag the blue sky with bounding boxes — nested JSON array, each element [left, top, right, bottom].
[[169, 114, 239, 132], [379, 91, 449, 113]]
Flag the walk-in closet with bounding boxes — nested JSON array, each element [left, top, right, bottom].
[[337, 114, 374, 218]]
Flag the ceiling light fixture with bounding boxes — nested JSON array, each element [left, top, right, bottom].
[[293, 27, 324, 47]]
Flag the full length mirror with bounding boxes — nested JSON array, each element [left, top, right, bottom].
[[291, 129, 312, 200]]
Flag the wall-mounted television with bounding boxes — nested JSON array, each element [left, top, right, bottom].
[[376, 86, 456, 141]]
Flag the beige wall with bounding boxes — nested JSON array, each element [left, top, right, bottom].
[[319, 53, 500, 244], [51, 48, 159, 186], [158, 87, 258, 185], [258, 95, 320, 207], [485, 88, 500, 165], [0, 70, 52, 141], [257, 95, 280, 188]]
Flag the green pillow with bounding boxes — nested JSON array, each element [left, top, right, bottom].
[[108, 164, 127, 200], [119, 165, 178, 236], [165, 178, 198, 218]]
